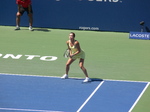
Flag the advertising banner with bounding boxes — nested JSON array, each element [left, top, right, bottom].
[[129, 32, 150, 40], [0, 0, 150, 32]]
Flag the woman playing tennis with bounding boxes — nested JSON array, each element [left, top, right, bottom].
[[61, 32, 91, 82]]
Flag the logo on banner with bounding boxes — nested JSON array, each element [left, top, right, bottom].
[[56, 0, 123, 3], [129, 32, 150, 40], [89, 0, 122, 3], [79, 26, 99, 30]]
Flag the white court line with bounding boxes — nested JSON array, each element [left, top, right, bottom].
[[0, 107, 63, 112], [104, 79, 148, 83], [0, 73, 149, 83], [128, 82, 150, 112], [0, 73, 61, 78], [76, 81, 104, 112]]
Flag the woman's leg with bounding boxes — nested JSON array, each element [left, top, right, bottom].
[[61, 58, 75, 79], [66, 58, 75, 75], [79, 58, 89, 77]]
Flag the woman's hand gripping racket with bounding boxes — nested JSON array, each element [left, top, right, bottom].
[[63, 49, 70, 58]]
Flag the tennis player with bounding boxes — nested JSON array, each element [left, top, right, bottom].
[[61, 32, 91, 82], [15, 0, 33, 31]]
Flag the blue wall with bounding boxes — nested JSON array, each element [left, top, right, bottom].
[[0, 0, 150, 32]]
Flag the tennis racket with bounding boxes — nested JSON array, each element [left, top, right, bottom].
[[63, 49, 70, 58]]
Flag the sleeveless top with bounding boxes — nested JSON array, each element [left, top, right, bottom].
[[69, 40, 78, 54], [68, 40, 85, 59]]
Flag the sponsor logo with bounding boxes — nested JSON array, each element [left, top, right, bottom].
[[79, 26, 100, 30], [56, 0, 122, 3], [88, 0, 121, 2], [130, 34, 149, 38], [129, 32, 150, 40], [0, 54, 58, 61]]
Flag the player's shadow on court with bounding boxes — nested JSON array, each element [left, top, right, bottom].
[[15, 28, 51, 32], [33, 28, 51, 32], [91, 78, 103, 82], [68, 78, 103, 83]]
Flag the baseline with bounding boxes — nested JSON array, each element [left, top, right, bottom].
[[0, 107, 63, 112]]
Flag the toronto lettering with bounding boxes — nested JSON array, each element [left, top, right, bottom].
[[0, 54, 58, 61]]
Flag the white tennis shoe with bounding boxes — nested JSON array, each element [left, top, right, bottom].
[[29, 26, 34, 31], [15, 26, 20, 30], [61, 74, 68, 79], [83, 77, 91, 82]]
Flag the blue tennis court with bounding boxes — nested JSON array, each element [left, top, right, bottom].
[[0, 74, 149, 112]]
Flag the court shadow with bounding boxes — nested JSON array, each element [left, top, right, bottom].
[[67, 77, 103, 84], [14, 28, 50, 32], [33, 28, 51, 32], [91, 78, 103, 82]]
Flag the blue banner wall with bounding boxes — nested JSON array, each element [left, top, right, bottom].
[[0, 0, 150, 32]]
